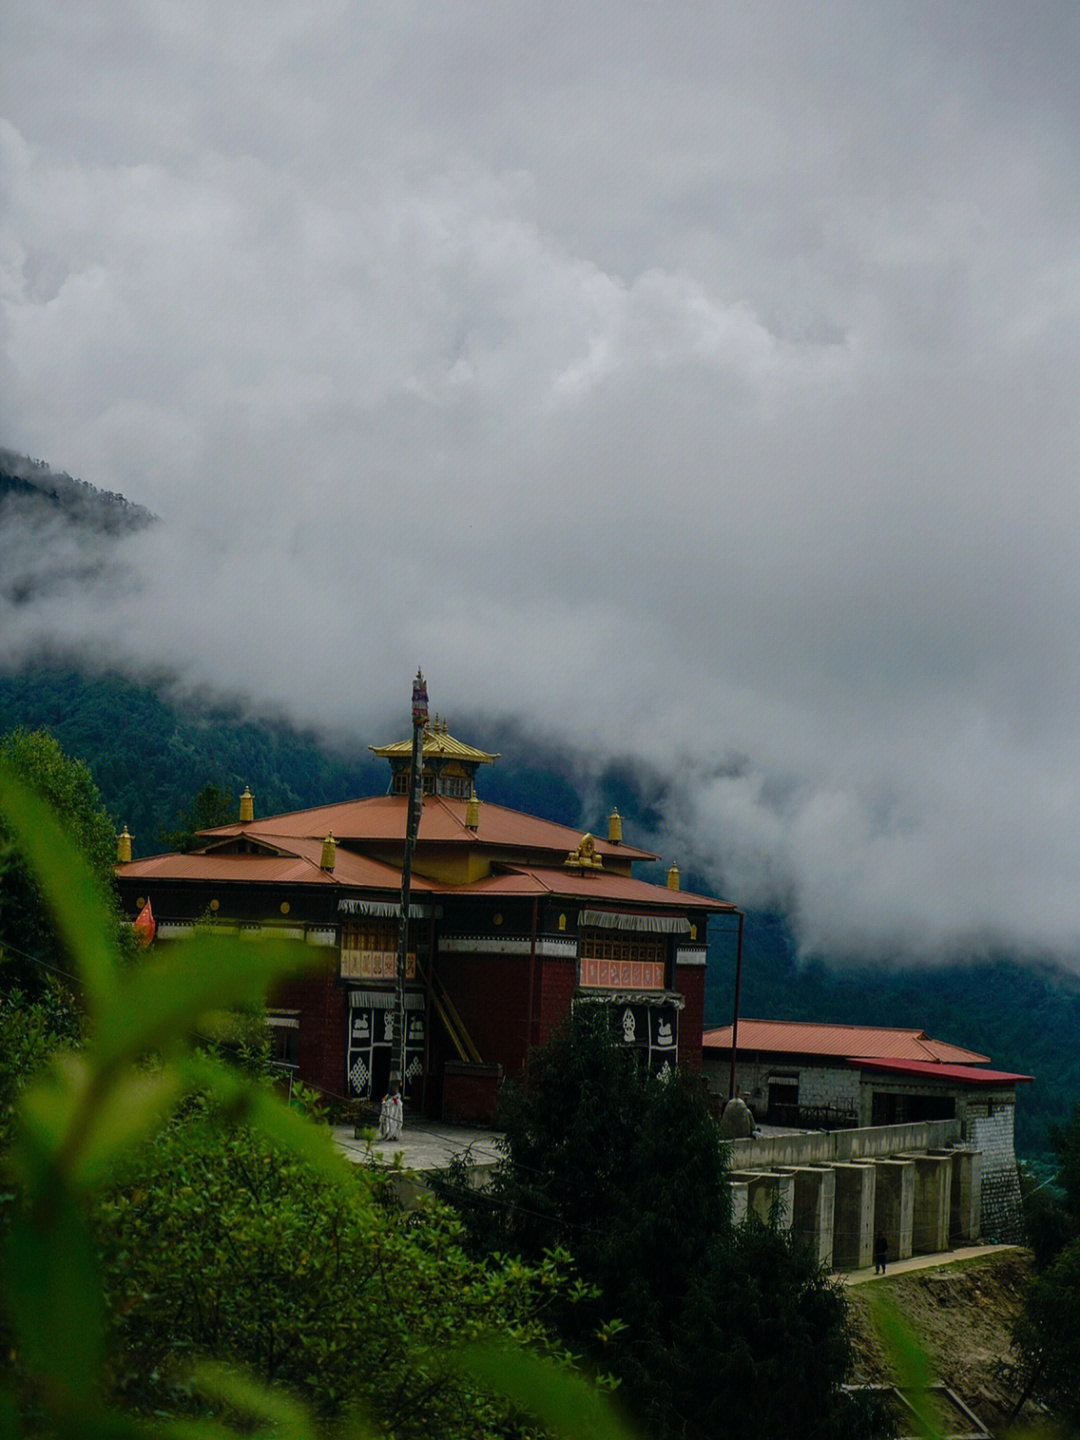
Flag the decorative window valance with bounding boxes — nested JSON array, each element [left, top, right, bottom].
[[579, 909, 691, 935], [348, 990, 425, 1010], [577, 989, 686, 1011], [337, 899, 442, 919]]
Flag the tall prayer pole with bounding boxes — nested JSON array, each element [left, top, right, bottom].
[[394, 670, 428, 1103], [727, 908, 745, 1102]]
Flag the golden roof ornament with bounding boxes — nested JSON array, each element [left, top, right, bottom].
[[320, 832, 337, 871], [608, 808, 622, 844], [667, 862, 680, 891], [239, 786, 254, 824], [565, 833, 603, 870], [465, 788, 480, 831], [117, 826, 132, 864]]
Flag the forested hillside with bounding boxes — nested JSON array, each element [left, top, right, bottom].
[[1, 664, 1075, 1167], [0, 668, 381, 848]]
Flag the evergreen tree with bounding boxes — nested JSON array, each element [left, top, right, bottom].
[[443, 1006, 884, 1440], [0, 727, 126, 995], [160, 781, 236, 851], [1011, 1101, 1080, 1427]]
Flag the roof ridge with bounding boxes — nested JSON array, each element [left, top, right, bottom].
[[721, 1018, 924, 1034]]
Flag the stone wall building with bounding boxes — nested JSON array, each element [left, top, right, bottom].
[[704, 1020, 1032, 1244]]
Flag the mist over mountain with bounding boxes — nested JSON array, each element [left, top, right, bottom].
[[1, 448, 153, 611], [0, 449, 154, 533]]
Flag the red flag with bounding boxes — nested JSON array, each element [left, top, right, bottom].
[[133, 899, 156, 947]]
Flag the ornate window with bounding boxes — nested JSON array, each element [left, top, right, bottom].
[[579, 932, 667, 990], [391, 768, 469, 797], [340, 922, 416, 981]]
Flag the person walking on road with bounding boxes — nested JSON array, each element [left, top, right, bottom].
[[873, 1233, 888, 1276]]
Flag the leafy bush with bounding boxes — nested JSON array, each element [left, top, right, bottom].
[[97, 1101, 599, 1436]]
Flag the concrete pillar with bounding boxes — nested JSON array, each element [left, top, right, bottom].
[[949, 1148, 981, 1244], [772, 1171, 795, 1231], [776, 1165, 836, 1267], [729, 1171, 794, 1229], [833, 1161, 876, 1270], [873, 1158, 915, 1263], [906, 1153, 953, 1254], [730, 1179, 749, 1227]]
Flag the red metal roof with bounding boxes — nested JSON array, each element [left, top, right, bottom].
[[449, 864, 731, 910], [848, 1057, 1033, 1085], [197, 794, 659, 860], [702, 1019, 989, 1064]]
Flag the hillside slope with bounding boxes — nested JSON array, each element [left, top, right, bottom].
[[845, 1250, 1035, 1436]]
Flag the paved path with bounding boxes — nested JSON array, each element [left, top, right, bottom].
[[840, 1244, 1019, 1285], [332, 1120, 502, 1173]]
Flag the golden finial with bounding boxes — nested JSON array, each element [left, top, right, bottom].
[[565, 834, 603, 870], [608, 808, 622, 844], [117, 825, 133, 864], [666, 862, 680, 891], [320, 832, 337, 871], [239, 786, 254, 823], [465, 788, 480, 830]]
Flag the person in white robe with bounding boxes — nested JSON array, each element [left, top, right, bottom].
[[379, 1088, 403, 1141]]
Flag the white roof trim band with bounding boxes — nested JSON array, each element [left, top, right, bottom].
[[348, 990, 425, 1010], [579, 909, 691, 935], [338, 899, 441, 919]]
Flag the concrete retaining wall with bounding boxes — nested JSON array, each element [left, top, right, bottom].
[[726, 1119, 987, 1271], [726, 1119, 961, 1170]]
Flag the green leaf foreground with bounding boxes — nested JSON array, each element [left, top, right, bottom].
[[0, 766, 119, 1020], [0, 762, 629, 1440], [868, 1298, 943, 1440], [454, 1344, 636, 1440]]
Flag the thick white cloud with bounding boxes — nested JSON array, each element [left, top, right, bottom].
[[2, 2, 1079, 962]]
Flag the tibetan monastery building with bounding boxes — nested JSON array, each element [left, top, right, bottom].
[[116, 717, 732, 1122]]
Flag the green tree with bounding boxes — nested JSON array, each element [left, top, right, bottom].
[[160, 780, 237, 852], [680, 1214, 890, 1440], [1010, 1101, 1080, 1428], [447, 1006, 882, 1440], [1008, 1237, 1080, 1430], [0, 727, 124, 995], [1049, 1101, 1080, 1238], [0, 984, 83, 1152]]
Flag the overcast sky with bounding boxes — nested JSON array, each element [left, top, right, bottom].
[[3, 2, 1079, 963]]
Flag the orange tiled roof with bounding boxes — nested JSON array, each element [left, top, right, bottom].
[[117, 841, 436, 891], [701, 1019, 989, 1064], [198, 794, 658, 860]]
